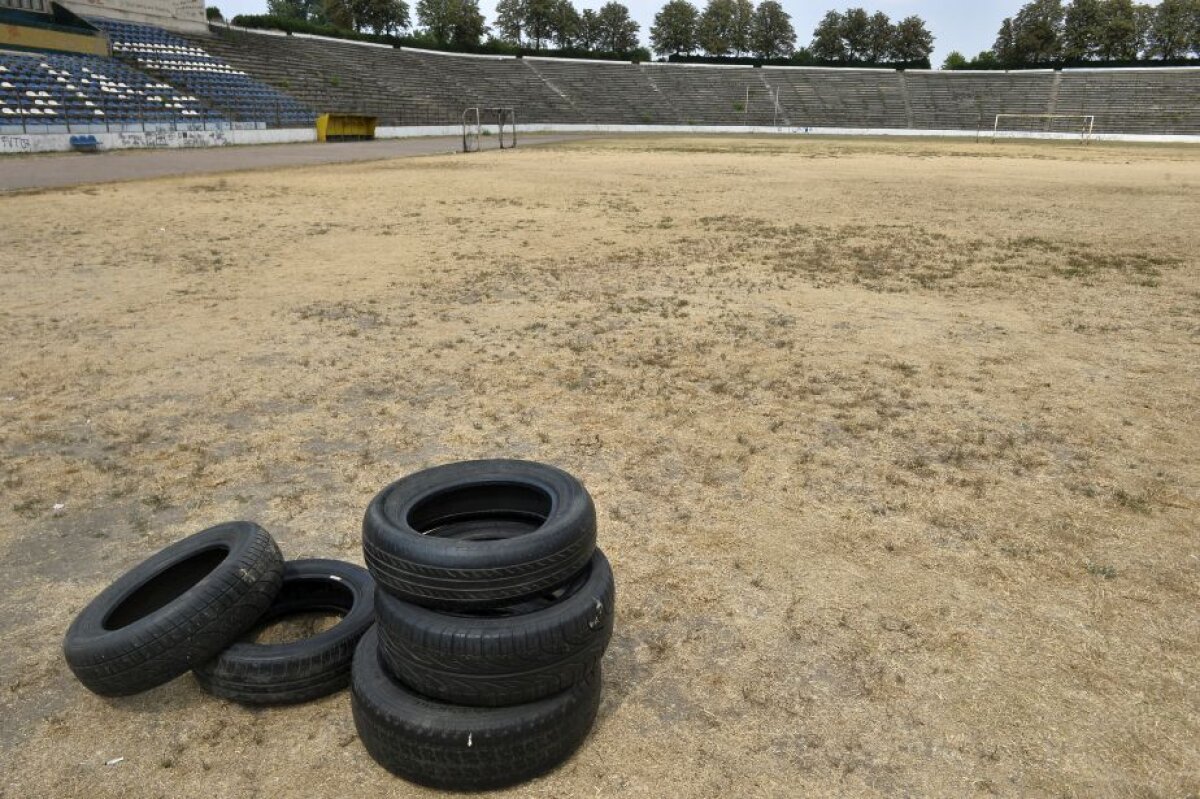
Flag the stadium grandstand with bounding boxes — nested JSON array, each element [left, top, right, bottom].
[[1, 0, 1198, 150]]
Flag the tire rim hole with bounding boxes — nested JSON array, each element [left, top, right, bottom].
[[242, 577, 355, 644], [102, 545, 229, 630], [249, 611, 344, 645], [407, 482, 552, 539]]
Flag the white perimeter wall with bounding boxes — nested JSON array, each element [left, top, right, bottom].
[[0, 127, 315, 154], [398, 123, 1200, 144], [2, 124, 1198, 155]]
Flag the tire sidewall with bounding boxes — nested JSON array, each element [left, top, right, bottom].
[[375, 549, 615, 672], [197, 558, 374, 670], [64, 521, 266, 655], [362, 459, 596, 572]]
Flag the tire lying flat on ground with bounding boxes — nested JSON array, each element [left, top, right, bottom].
[[362, 459, 596, 610], [63, 521, 284, 697], [376, 549, 614, 707], [193, 559, 375, 705], [352, 627, 602, 791]]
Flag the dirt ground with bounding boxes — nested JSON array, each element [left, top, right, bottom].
[[1, 136, 1197, 798]]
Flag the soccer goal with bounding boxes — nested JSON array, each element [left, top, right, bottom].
[[992, 114, 1096, 143], [462, 107, 517, 152], [743, 86, 786, 128]]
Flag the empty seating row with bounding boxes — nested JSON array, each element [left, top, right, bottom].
[[91, 17, 315, 126], [0, 53, 222, 133]]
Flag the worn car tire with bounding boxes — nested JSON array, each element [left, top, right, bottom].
[[376, 548, 614, 706], [362, 459, 596, 610], [63, 521, 284, 697], [352, 627, 601, 791], [193, 559, 374, 705]]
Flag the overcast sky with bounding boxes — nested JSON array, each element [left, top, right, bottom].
[[209, 1, 1116, 67]]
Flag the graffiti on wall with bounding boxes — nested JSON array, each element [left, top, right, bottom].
[[114, 129, 228, 149], [0, 135, 35, 153]]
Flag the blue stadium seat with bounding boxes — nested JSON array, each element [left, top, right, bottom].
[[0, 51, 228, 131], [89, 17, 314, 127]]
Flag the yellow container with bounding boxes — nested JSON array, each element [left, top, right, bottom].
[[316, 114, 377, 142]]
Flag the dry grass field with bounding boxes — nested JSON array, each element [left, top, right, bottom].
[[1, 135, 1197, 798]]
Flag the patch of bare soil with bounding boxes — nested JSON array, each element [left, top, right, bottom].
[[1, 136, 1197, 798]]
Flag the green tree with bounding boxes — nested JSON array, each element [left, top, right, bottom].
[[698, 0, 738, 56], [351, 0, 409, 33], [417, 0, 485, 46], [1146, 0, 1199, 58], [206, 6, 223, 20], [750, 0, 794, 58], [577, 7, 600, 48], [1063, 0, 1104, 58], [732, 0, 754, 55], [1011, 0, 1065, 63], [1097, 0, 1141, 59], [993, 16, 1018, 64], [494, 0, 524, 43], [892, 15, 934, 63], [941, 49, 968, 69], [973, 49, 1001, 67], [548, 0, 580, 48], [523, 0, 556, 48], [267, 0, 324, 21], [1133, 2, 1157, 56], [865, 11, 893, 62], [840, 7, 871, 60], [595, 1, 639, 52], [810, 9, 846, 60], [651, 0, 700, 56], [324, 0, 354, 29]]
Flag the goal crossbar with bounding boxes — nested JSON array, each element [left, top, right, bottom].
[[992, 114, 1096, 143]]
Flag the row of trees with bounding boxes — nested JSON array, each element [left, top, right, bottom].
[[494, 0, 640, 52], [945, 0, 1200, 68], [258, 0, 934, 63], [648, 3, 934, 62], [264, 0, 643, 52], [649, 0, 796, 59], [809, 8, 934, 63], [266, 0, 413, 35]]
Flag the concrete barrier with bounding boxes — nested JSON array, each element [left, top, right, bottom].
[[0, 127, 316, 155], [3, 123, 1197, 156]]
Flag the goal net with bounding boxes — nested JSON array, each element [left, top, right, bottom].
[[992, 114, 1096, 143], [461, 107, 517, 152]]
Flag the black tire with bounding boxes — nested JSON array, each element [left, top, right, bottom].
[[362, 459, 596, 610], [193, 559, 375, 705], [63, 521, 284, 697], [351, 627, 602, 791], [376, 549, 614, 707]]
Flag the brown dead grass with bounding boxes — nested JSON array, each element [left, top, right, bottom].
[[0, 135, 1197, 798]]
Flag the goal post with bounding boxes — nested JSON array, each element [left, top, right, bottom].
[[992, 114, 1096, 143], [462, 107, 481, 153]]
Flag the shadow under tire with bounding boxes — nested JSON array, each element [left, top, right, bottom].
[[362, 459, 596, 610], [352, 627, 602, 790], [193, 558, 375, 705], [376, 549, 614, 707], [63, 521, 284, 697]]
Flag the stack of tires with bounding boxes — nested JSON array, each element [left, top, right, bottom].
[[355, 459, 615, 791]]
